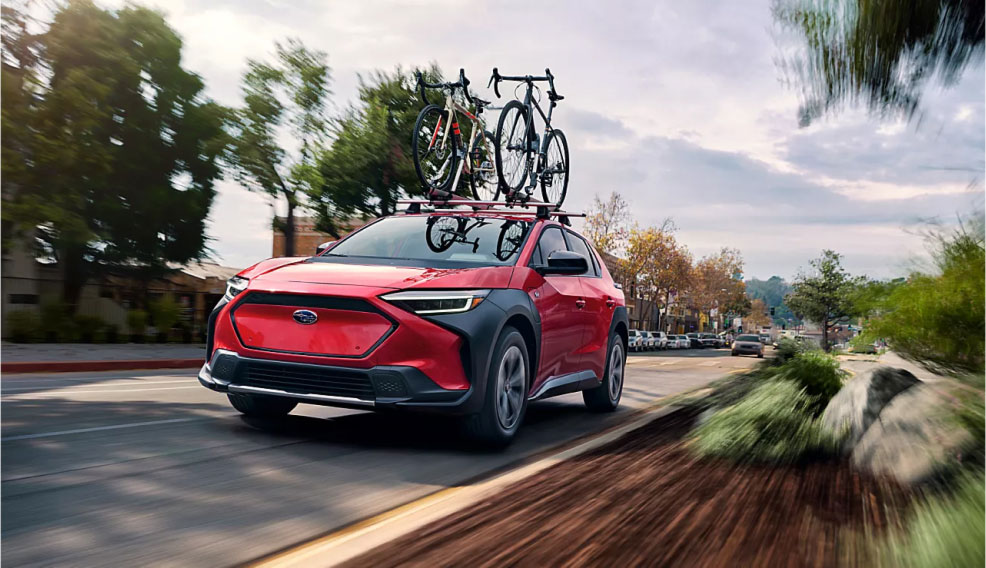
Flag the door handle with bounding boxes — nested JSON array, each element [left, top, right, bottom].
[[575, 298, 586, 309], [605, 297, 616, 309]]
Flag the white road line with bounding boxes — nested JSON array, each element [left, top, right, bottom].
[[1, 417, 206, 441], [1, 380, 192, 392], [699, 360, 718, 366], [1, 386, 201, 400]]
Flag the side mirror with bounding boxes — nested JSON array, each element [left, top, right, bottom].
[[538, 250, 588, 276], [315, 241, 336, 255]]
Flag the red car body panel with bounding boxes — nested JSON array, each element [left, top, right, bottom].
[[202, 213, 627, 415]]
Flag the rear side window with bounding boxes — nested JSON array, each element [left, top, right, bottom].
[[565, 231, 600, 276]]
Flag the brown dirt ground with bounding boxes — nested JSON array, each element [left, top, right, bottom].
[[345, 409, 910, 568]]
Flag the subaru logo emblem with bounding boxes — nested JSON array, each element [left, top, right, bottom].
[[292, 309, 318, 325]]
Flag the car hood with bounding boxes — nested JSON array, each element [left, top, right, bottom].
[[249, 259, 515, 290]]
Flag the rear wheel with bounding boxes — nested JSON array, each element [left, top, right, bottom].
[[494, 100, 531, 195], [228, 393, 296, 418], [469, 130, 499, 201], [541, 129, 569, 207], [412, 104, 457, 193], [462, 326, 529, 446], [583, 332, 624, 412]]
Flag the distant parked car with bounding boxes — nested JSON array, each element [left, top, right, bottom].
[[732, 334, 764, 357], [686, 333, 703, 348], [643, 331, 658, 350], [675, 335, 690, 349], [758, 333, 771, 345], [654, 331, 668, 349], [629, 329, 644, 352], [698, 333, 718, 348], [849, 342, 878, 354]]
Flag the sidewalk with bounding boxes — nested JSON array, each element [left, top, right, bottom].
[[1, 343, 205, 373]]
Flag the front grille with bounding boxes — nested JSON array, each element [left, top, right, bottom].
[[242, 361, 376, 400]]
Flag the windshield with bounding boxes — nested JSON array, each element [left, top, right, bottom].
[[736, 335, 760, 342], [316, 215, 532, 268]]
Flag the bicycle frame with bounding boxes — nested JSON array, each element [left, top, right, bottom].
[[428, 92, 496, 197], [507, 85, 557, 199]]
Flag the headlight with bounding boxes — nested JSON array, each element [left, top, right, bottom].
[[382, 289, 490, 315], [224, 276, 249, 300]]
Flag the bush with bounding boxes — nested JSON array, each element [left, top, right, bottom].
[[885, 472, 985, 568], [774, 350, 846, 409], [74, 314, 105, 343], [39, 300, 78, 342], [127, 309, 148, 340], [6, 310, 42, 343], [860, 215, 984, 376], [765, 337, 812, 367], [691, 379, 841, 465], [148, 296, 181, 339]]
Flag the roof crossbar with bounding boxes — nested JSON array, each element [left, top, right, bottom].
[[396, 197, 579, 221]]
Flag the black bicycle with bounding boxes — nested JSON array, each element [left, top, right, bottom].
[[488, 68, 569, 207], [412, 69, 497, 200]]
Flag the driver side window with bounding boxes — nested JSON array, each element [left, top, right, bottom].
[[531, 227, 568, 268]]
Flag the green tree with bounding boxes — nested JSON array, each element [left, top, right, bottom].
[[858, 215, 984, 376], [309, 65, 440, 236], [746, 276, 800, 325], [785, 250, 863, 351], [2, 0, 226, 306], [692, 248, 747, 332], [225, 39, 331, 256], [774, 0, 985, 125]]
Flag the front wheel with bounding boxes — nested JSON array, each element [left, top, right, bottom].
[[462, 326, 529, 447], [583, 332, 624, 412], [494, 100, 531, 195], [412, 104, 457, 193], [541, 129, 569, 207]]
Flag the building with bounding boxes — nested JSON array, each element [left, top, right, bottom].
[[272, 216, 370, 257]]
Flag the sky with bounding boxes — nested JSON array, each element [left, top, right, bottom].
[[95, 0, 986, 279]]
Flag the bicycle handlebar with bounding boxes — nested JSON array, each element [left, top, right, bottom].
[[487, 67, 562, 101], [414, 69, 474, 107]]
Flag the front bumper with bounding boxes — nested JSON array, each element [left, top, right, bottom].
[[199, 350, 471, 413]]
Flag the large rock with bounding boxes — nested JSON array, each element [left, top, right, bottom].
[[821, 366, 921, 449], [851, 384, 972, 485]]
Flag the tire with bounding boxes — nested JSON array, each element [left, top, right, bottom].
[[494, 100, 531, 195], [469, 130, 499, 201], [412, 104, 457, 193], [462, 326, 529, 447], [541, 129, 569, 207], [227, 393, 296, 418], [583, 331, 625, 412], [757, 352, 764, 358], [731, 351, 738, 356]]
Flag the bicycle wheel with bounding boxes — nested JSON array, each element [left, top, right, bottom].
[[494, 100, 531, 196], [495, 220, 526, 261], [469, 130, 499, 201], [426, 216, 462, 253], [541, 129, 569, 207], [412, 104, 458, 192]]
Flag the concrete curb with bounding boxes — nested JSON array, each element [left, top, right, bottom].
[[1, 358, 202, 374]]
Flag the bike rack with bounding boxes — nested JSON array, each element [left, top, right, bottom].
[[396, 198, 583, 225]]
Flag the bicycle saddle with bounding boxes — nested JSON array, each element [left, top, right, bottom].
[[472, 96, 492, 107]]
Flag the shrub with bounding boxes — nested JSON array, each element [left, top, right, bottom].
[[74, 314, 105, 343], [764, 337, 811, 367], [148, 296, 181, 339], [6, 310, 42, 343], [691, 379, 841, 465], [127, 309, 148, 339], [39, 300, 77, 342], [774, 350, 846, 409], [885, 472, 985, 568]]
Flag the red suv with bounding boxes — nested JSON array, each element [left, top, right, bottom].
[[198, 210, 628, 445]]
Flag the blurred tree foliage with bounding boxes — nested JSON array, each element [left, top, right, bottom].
[[224, 39, 330, 256], [621, 224, 692, 331], [1, 1, 225, 306], [308, 66, 441, 236], [785, 250, 864, 350], [583, 191, 631, 256], [744, 298, 772, 331], [858, 213, 985, 376], [773, 0, 985, 125], [746, 276, 801, 326]]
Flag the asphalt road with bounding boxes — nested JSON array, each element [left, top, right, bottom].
[[2, 348, 760, 567]]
